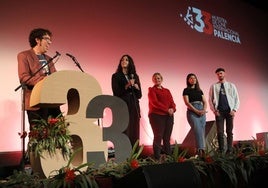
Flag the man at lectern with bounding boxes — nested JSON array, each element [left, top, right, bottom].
[[17, 28, 61, 129]]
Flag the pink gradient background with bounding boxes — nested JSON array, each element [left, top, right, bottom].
[[0, 0, 267, 151]]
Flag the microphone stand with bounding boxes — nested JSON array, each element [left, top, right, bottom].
[[15, 52, 61, 92], [66, 54, 99, 123], [19, 83, 26, 170], [127, 76, 140, 146], [69, 55, 102, 125], [14, 52, 61, 169], [67, 55, 97, 124]]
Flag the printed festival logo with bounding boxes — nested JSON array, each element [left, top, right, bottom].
[[179, 6, 241, 44]]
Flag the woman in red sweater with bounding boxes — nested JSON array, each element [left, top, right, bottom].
[[148, 72, 176, 160]]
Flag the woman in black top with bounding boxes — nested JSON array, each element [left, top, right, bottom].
[[111, 54, 142, 146], [182, 73, 207, 157]]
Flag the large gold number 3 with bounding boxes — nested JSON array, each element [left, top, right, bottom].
[[30, 70, 132, 177]]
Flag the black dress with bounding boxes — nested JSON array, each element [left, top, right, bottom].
[[111, 72, 142, 146]]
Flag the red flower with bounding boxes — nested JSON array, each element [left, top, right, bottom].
[[65, 168, 76, 182], [237, 153, 245, 160], [130, 159, 139, 169], [205, 155, 213, 163], [177, 157, 185, 162], [48, 118, 59, 125]]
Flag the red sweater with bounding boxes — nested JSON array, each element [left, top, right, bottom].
[[148, 85, 176, 115]]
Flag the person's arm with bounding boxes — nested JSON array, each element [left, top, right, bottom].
[[18, 52, 45, 87], [183, 95, 199, 114], [182, 88, 198, 114], [229, 83, 240, 116], [208, 84, 217, 113], [202, 95, 207, 111], [182, 92, 206, 116], [200, 94, 208, 115], [45, 54, 57, 74], [167, 93, 175, 116], [112, 73, 129, 97], [232, 84, 240, 111]]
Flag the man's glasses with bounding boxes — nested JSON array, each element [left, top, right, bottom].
[[42, 37, 52, 43]]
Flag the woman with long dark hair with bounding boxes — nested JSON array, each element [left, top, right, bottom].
[[182, 73, 207, 157], [111, 54, 142, 146]]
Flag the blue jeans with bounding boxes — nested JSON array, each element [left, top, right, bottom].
[[187, 102, 206, 150]]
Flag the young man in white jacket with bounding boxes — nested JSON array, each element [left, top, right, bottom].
[[209, 68, 240, 154]]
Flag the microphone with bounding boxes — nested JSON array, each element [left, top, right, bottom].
[[130, 74, 134, 86], [49, 51, 61, 61], [66, 53, 85, 72], [66, 53, 74, 59]]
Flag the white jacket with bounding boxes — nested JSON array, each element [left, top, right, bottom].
[[209, 81, 240, 112]]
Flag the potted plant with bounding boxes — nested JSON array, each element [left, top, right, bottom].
[[25, 114, 72, 160]]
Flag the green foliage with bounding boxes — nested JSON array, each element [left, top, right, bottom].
[[172, 141, 188, 161], [38, 148, 97, 188], [190, 148, 268, 188], [0, 170, 42, 188], [27, 114, 72, 160], [1, 140, 268, 188], [127, 140, 144, 162]]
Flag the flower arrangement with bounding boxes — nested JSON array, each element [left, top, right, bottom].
[[4, 139, 268, 188], [19, 114, 72, 160], [44, 148, 97, 188]]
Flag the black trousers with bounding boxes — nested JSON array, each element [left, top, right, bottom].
[[215, 111, 234, 152], [149, 113, 174, 159]]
